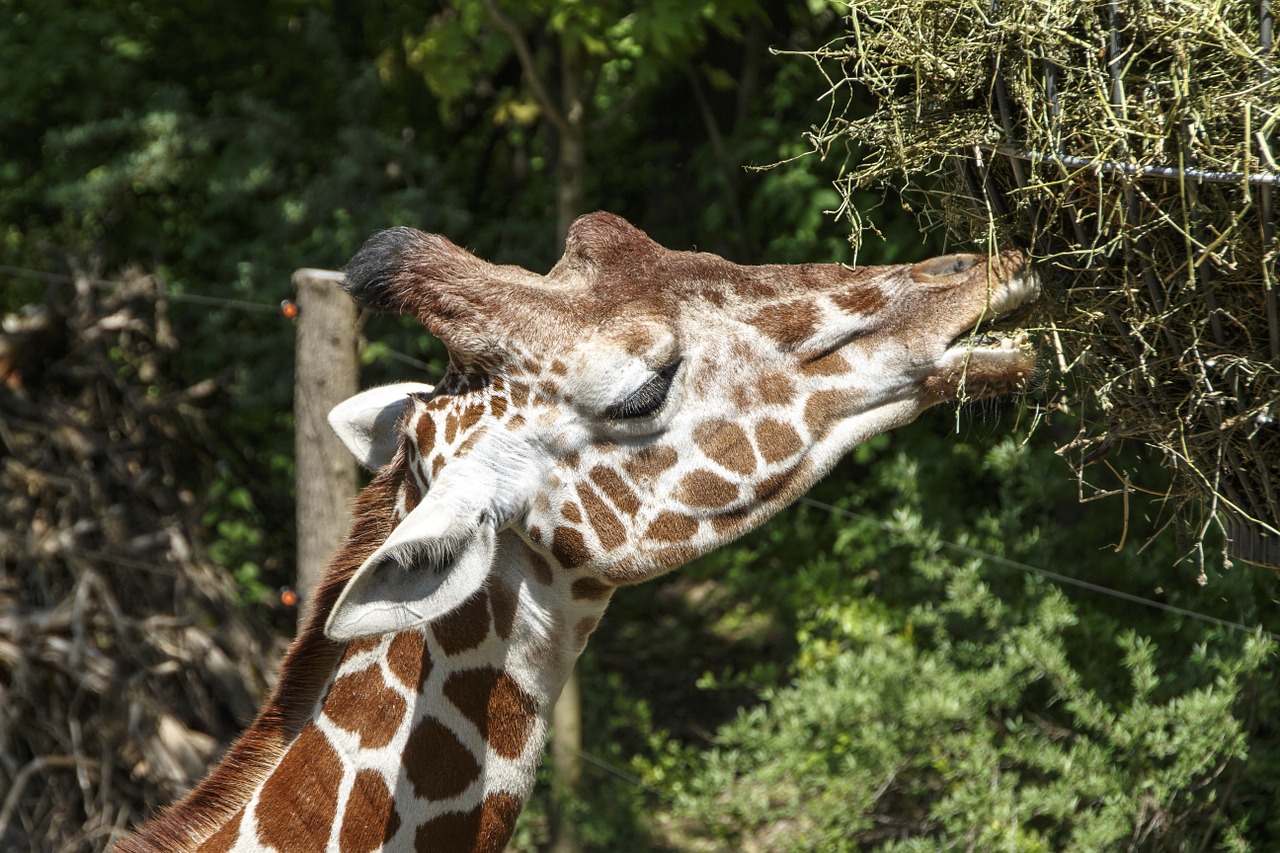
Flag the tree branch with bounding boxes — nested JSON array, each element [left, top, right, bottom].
[[483, 0, 570, 137], [687, 68, 748, 257]]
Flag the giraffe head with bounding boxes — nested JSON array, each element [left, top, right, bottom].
[[324, 212, 1037, 640]]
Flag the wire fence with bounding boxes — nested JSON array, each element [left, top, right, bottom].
[[5, 258, 1276, 808], [799, 497, 1280, 642], [0, 262, 437, 371]]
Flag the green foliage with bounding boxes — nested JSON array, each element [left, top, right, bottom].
[[2, 0, 862, 602], [600, 414, 1280, 850], [10, 1, 1280, 849], [2, 0, 471, 590], [202, 477, 273, 604]]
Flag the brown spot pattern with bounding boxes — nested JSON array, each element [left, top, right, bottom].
[[339, 770, 400, 853], [458, 425, 487, 454], [676, 470, 739, 508], [801, 352, 851, 376], [574, 617, 600, 649], [432, 591, 491, 655], [405, 715, 481, 801], [402, 474, 421, 514], [432, 454, 446, 479], [570, 576, 612, 601], [489, 393, 508, 419], [755, 419, 804, 464], [621, 444, 678, 482], [509, 383, 529, 408], [416, 412, 436, 453], [478, 792, 525, 851], [748, 300, 819, 349], [831, 283, 888, 315], [757, 373, 796, 406], [804, 389, 854, 433], [529, 552, 554, 585], [576, 482, 626, 550], [387, 630, 432, 692], [344, 635, 382, 658], [550, 526, 590, 568], [444, 411, 459, 444], [443, 667, 538, 759], [589, 465, 640, 515], [413, 792, 523, 853], [648, 544, 699, 569], [710, 506, 753, 535], [488, 578, 516, 640], [123, 465, 405, 853], [256, 724, 342, 851], [693, 421, 756, 475], [754, 469, 798, 503], [646, 511, 700, 542], [612, 324, 657, 353], [561, 501, 583, 524], [460, 403, 486, 432], [324, 664, 406, 750]]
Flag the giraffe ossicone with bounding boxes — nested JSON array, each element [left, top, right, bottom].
[[120, 211, 1038, 853]]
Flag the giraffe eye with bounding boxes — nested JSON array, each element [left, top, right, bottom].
[[604, 360, 682, 420]]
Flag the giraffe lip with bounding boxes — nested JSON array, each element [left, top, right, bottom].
[[945, 269, 1040, 352], [942, 328, 1034, 364], [986, 268, 1041, 317], [935, 268, 1040, 394]]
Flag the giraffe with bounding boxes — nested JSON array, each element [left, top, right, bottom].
[[118, 212, 1038, 852]]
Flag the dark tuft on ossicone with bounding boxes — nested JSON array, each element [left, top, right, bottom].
[[343, 227, 427, 313]]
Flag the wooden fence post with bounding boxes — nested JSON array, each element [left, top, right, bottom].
[[292, 268, 359, 613]]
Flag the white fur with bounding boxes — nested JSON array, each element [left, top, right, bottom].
[[326, 419, 547, 641], [328, 382, 435, 469]]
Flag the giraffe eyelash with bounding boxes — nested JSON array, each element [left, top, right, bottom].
[[604, 359, 682, 420]]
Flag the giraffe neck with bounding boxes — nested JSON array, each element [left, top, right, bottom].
[[204, 543, 606, 853], [120, 466, 610, 853]]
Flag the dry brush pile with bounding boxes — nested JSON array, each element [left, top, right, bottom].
[[804, 0, 1279, 569], [0, 276, 277, 852]]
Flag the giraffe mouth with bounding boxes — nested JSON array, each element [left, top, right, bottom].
[[931, 271, 1040, 399], [932, 331, 1037, 400], [945, 268, 1040, 353]]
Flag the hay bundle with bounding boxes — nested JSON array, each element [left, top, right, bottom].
[[806, 1, 1278, 566]]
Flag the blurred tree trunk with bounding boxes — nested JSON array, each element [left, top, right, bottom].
[[483, 5, 589, 848], [549, 32, 587, 853], [556, 35, 586, 241]]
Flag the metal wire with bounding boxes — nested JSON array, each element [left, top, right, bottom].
[[982, 145, 1280, 186], [799, 497, 1279, 642]]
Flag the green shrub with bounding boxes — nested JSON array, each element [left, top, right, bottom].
[[626, 414, 1279, 851]]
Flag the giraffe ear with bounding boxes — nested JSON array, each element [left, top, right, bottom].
[[324, 502, 494, 641], [328, 382, 434, 469]]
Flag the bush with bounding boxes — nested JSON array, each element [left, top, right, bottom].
[[618, 414, 1279, 850]]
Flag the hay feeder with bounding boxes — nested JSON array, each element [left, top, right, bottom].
[[808, 0, 1279, 569]]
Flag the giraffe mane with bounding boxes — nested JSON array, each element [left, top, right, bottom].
[[117, 466, 404, 852]]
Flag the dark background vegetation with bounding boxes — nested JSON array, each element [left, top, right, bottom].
[[2, 1, 1277, 850]]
